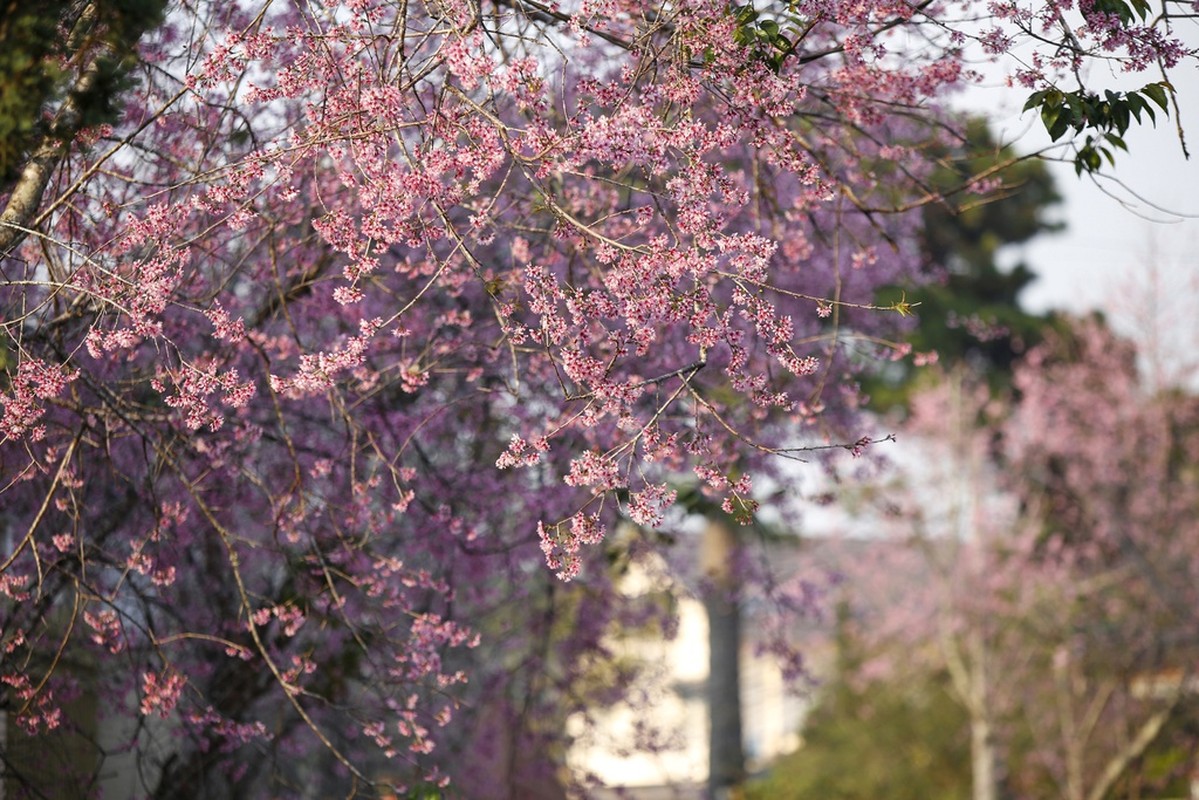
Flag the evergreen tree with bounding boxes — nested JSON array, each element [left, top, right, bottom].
[[869, 118, 1066, 410]]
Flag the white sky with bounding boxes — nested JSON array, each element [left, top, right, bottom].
[[961, 54, 1199, 316]]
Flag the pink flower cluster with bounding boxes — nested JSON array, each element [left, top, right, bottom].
[[0, 358, 74, 441], [141, 669, 188, 718]]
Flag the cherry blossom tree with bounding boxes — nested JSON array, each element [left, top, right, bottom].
[[839, 317, 1199, 800], [998, 320, 1199, 800], [1, 0, 1194, 796]]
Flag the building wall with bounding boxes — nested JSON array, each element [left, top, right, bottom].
[[568, 562, 810, 793]]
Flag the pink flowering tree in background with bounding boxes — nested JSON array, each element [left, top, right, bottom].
[[0, 0, 1195, 796], [998, 320, 1199, 800], [832, 317, 1199, 800]]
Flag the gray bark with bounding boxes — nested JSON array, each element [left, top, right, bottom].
[[701, 520, 744, 798]]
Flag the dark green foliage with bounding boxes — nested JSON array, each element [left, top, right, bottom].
[[730, 3, 805, 73], [1090, 0, 1154, 25], [733, 2, 800, 72], [0, 0, 71, 183], [75, 0, 171, 123], [867, 119, 1065, 411], [1023, 82, 1173, 175], [0, 0, 168, 186], [747, 612, 971, 800]]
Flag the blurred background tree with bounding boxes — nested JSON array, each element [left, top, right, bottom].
[[747, 605, 971, 800], [867, 118, 1067, 411]]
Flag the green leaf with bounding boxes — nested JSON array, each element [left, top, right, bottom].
[[1127, 92, 1153, 124], [1113, 102, 1131, 135], [1041, 104, 1060, 131], [1048, 112, 1071, 142], [1074, 92, 1100, 130], [1074, 143, 1104, 175], [735, 4, 759, 23], [1143, 82, 1170, 111]]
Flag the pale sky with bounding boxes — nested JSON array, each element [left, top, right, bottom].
[[965, 56, 1199, 317]]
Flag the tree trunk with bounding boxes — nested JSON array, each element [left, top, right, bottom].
[[970, 712, 998, 800], [702, 520, 744, 799]]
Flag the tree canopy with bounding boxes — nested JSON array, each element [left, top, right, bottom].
[[0, 0, 1194, 796]]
